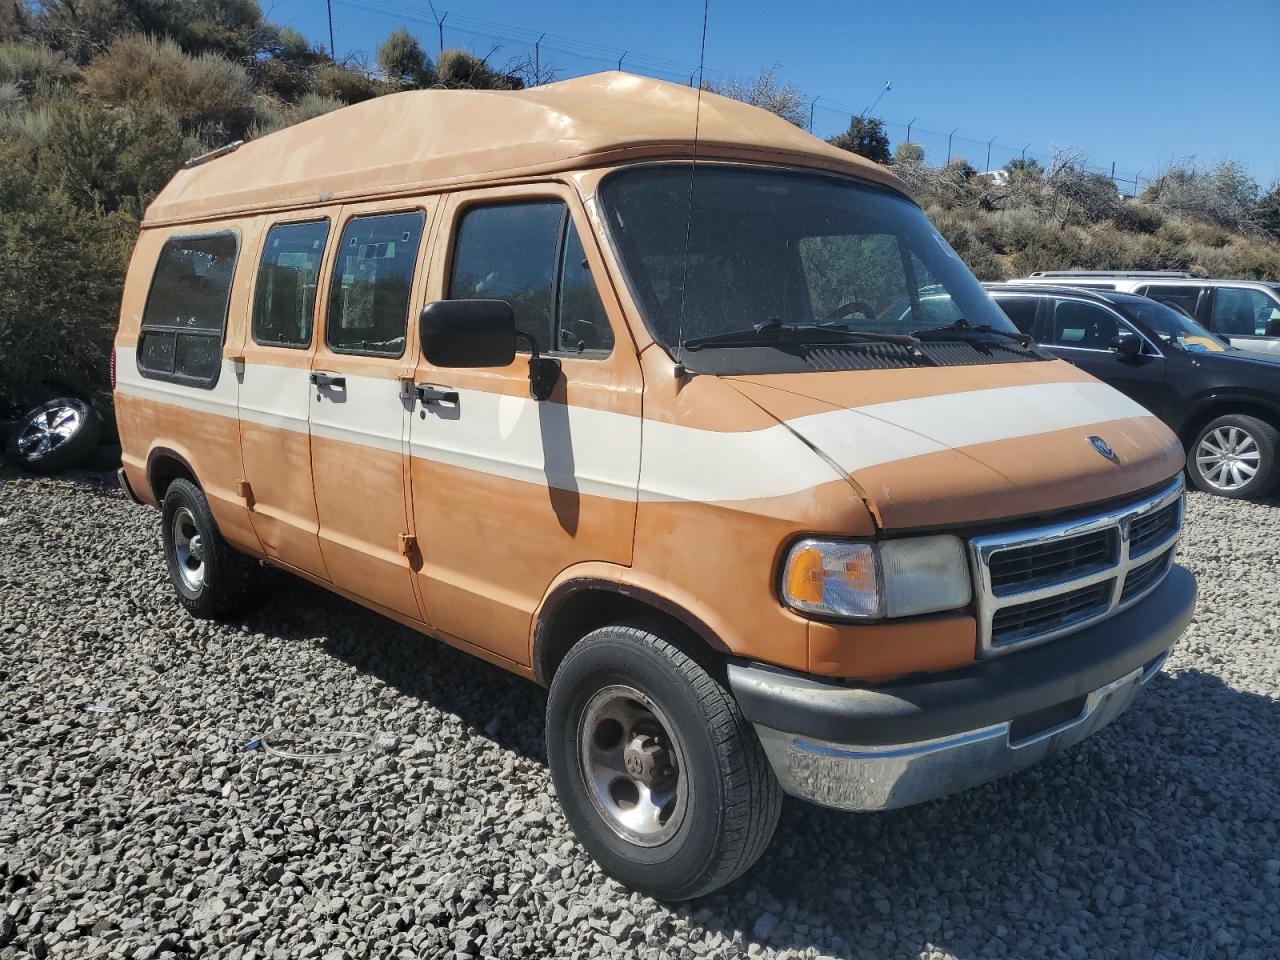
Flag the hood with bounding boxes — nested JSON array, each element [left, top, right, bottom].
[[727, 361, 1184, 531]]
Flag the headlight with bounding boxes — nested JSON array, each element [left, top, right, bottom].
[[781, 535, 972, 620]]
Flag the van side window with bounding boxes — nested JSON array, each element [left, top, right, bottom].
[[1211, 287, 1277, 337], [253, 220, 329, 348], [138, 233, 239, 387], [1141, 285, 1201, 318], [449, 202, 613, 357], [326, 211, 425, 357]]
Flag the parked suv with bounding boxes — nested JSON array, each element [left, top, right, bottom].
[[1007, 271, 1280, 355], [988, 283, 1280, 498], [113, 73, 1196, 899]]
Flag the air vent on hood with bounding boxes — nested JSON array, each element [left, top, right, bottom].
[[804, 339, 1040, 372]]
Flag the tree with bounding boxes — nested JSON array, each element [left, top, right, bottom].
[[707, 67, 805, 127], [1259, 182, 1280, 241], [893, 141, 924, 165], [376, 28, 434, 89], [828, 116, 890, 165]]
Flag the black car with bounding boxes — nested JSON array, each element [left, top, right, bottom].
[[985, 283, 1280, 500]]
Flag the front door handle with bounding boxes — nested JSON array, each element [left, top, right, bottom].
[[310, 371, 346, 389], [415, 383, 459, 405]]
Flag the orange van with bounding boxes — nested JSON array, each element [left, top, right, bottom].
[[113, 73, 1196, 899]]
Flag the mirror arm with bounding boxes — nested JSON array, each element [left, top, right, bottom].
[[514, 330, 560, 401]]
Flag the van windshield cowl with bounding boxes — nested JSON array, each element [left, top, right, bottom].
[[601, 165, 1046, 374]]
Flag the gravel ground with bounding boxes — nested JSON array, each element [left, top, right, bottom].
[[2, 468, 1278, 960]]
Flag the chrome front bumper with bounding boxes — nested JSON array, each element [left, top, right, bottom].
[[753, 650, 1168, 812]]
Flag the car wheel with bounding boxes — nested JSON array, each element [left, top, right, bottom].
[[546, 621, 782, 900], [1187, 414, 1279, 499], [5, 398, 103, 474], [161, 478, 260, 619]]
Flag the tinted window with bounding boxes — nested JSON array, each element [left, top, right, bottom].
[[327, 211, 424, 357], [1211, 287, 1280, 337], [450, 202, 564, 353], [995, 296, 1039, 334], [1047, 299, 1119, 349], [556, 218, 614, 355], [1142, 284, 1201, 318], [253, 220, 329, 348], [138, 233, 238, 386], [449, 202, 613, 357]]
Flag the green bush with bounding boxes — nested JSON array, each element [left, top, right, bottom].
[[0, 40, 78, 98], [312, 63, 383, 104], [437, 48, 522, 90], [377, 28, 434, 89], [1110, 201, 1163, 235]]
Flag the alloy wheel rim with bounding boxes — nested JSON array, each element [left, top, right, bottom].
[[172, 506, 206, 591], [1195, 426, 1261, 491], [577, 684, 688, 847], [16, 405, 80, 457]]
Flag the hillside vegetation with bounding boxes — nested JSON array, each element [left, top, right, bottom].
[[1, 2, 1277, 405]]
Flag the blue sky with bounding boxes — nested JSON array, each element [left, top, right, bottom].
[[264, 0, 1279, 190]]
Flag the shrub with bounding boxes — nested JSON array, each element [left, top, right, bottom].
[[377, 28, 434, 89], [1110, 200, 1163, 234], [893, 141, 924, 165], [83, 34, 254, 137], [0, 40, 78, 97], [706, 67, 806, 127], [290, 92, 344, 123], [313, 63, 383, 104], [1143, 161, 1261, 233], [436, 48, 522, 90]]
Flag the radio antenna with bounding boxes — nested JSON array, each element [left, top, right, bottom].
[[673, 0, 710, 377]]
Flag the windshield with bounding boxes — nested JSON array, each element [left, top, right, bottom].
[[600, 165, 1027, 372], [1118, 298, 1229, 353]]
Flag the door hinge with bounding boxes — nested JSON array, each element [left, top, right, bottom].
[[235, 479, 254, 509], [398, 533, 417, 557]]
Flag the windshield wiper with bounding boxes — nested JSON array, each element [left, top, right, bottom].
[[683, 320, 929, 356], [912, 318, 1035, 347]]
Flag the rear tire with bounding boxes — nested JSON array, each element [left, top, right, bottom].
[[546, 621, 782, 900], [5, 398, 102, 474], [1187, 414, 1279, 499], [161, 478, 259, 619]]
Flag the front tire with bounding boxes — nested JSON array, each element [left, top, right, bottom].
[[161, 478, 259, 619], [1187, 414, 1279, 499], [546, 622, 782, 900]]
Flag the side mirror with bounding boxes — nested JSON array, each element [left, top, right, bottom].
[[420, 299, 516, 368], [1109, 332, 1141, 359]]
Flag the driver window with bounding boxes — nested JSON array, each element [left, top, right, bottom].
[[1048, 299, 1120, 350], [1211, 287, 1274, 336]]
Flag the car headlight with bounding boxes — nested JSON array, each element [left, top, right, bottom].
[[781, 535, 972, 619]]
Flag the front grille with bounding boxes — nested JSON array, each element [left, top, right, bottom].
[[1120, 549, 1173, 603], [1129, 502, 1179, 558], [988, 529, 1118, 595], [969, 478, 1184, 656], [991, 580, 1114, 647]]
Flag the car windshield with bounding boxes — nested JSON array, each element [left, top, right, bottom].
[[1119, 298, 1228, 353], [599, 165, 1026, 372]]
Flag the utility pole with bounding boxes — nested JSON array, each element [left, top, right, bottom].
[[429, 3, 447, 53], [617, 51, 627, 71], [809, 95, 819, 134], [535, 33, 545, 78], [946, 127, 958, 164], [985, 136, 996, 173], [326, 0, 335, 58], [1021, 143, 1030, 163], [906, 118, 915, 143]]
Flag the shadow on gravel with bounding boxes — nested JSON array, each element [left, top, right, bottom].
[[240, 569, 1277, 959]]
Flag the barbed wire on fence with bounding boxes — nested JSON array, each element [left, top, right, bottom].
[[332, 0, 1151, 196]]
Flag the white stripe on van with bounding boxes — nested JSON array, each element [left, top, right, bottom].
[[115, 348, 1153, 504]]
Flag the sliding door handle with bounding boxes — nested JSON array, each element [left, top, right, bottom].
[[310, 371, 346, 389], [415, 384, 459, 405]]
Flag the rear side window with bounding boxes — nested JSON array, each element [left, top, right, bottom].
[[1141, 285, 1201, 318], [138, 233, 239, 387], [326, 211, 425, 357], [253, 220, 329, 348], [995, 296, 1039, 335], [449, 202, 614, 356], [1210, 287, 1280, 337]]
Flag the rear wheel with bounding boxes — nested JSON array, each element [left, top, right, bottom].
[[546, 621, 782, 900], [5, 398, 102, 474], [161, 478, 259, 619], [1187, 414, 1279, 499]]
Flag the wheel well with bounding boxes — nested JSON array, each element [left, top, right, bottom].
[[534, 583, 727, 686], [1180, 402, 1280, 446], [147, 451, 198, 502]]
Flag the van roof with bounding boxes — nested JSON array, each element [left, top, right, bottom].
[[144, 71, 907, 226]]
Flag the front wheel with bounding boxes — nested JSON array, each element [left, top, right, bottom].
[[546, 622, 782, 900], [1187, 414, 1279, 499]]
